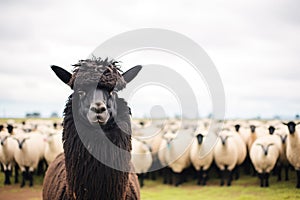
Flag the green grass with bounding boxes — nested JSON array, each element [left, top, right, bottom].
[[141, 175, 300, 200], [0, 117, 299, 199], [0, 171, 299, 199]]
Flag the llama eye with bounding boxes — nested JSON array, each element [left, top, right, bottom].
[[78, 91, 86, 98]]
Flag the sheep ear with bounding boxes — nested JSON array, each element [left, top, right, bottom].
[[122, 65, 142, 84], [51, 65, 72, 86], [282, 122, 288, 125], [297, 122, 300, 125]]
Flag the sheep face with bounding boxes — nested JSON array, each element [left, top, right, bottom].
[[0, 135, 9, 146], [196, 134, 204, 145], [7, 125, 13, 134], [283, 121, 299, 134], [234, 124, 240, 132], [278, 134, 288, 144], [219, 135, 231, 146], [268, 126, 275, 135], [13, 138, 29, 149], [256, 143, 274, 156], [250, 125, 256, 133]]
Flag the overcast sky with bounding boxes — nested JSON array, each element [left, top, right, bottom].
[[0, 0, 299, 119]]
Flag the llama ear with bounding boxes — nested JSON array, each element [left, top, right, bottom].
[[51, 65, 72, 85], [122, 65, 142, 84]]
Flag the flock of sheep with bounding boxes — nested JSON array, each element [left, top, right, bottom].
[[0, 120, 63, 187], [131, 119, 300, 188], [0, 118, 299, 189]]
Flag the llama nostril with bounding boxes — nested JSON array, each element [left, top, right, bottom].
[[90, 104, 107, 114], [99, 107, 106, 113]]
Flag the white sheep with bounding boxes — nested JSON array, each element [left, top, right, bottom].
[[0, 132, 18, 185], [213, 130, 238, 186], [189, 132, 214, 185], [131, 138, 153, 187], [276, 131, 290, 181], [133, 125, 165, 181], [13, 132, 46, 187], [250, 135, 280, 187], [231, 127, 247, 180], [283, 121, 300, 188], [44, 132, 64, 165], [158, 129, 193, 186], [158, 131, 177, 185]]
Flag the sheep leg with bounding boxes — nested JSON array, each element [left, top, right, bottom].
[[163, 167, 171, 184], [265, 173, 270, 187], [220, 170, 225, 186], [138, 173, 144, 188], [151, 171, 156, 180], [36, 159, 44, 176], [296, 170, 300, 188], [227, 170, 233, 186], [258, 173, 264, 187], [29, 171, 34, 187], [277, 164, 282, 181], [163, 168, 167, 184], [14, 165, 19, 184], [285, 166, 289, 181], [21, 171, 26, 188], [168, 168, 173, 185], [175, 172, 182, 187], [4, 170, 11, 185], [243, 155, 251, 175], [197, 170, 203, 185], [202, 170, 208, 186]]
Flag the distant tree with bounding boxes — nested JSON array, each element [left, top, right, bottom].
[[296, 114, 300, 119], [51, 112, 59, 118], [25, 112, 41, 118]]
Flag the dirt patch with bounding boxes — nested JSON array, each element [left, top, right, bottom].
[[0, 185, 42, 200]]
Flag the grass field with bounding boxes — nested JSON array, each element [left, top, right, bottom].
[[0, 171, 299, 200], [0, 118, 299, 199]]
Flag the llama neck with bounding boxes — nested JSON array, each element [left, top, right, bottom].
[[63, 96, 132, 200]]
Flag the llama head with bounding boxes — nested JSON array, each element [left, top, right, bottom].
[[51, 58, 142, 126]]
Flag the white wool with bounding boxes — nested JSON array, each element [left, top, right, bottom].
[[131, 138, 152, 174], [213, 130, 238, 171], [250, 135, 280, 173]]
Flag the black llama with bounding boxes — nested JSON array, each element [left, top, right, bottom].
[[43, 58, 142, 200]]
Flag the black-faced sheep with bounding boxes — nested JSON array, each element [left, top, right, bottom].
[[283, 121, 300, 188], [0, 132, 18, 185], [190, 133, 214, 185], [250, 135, 280, 187], [213, 130, 238, 186], [13, 132, 45, 187]]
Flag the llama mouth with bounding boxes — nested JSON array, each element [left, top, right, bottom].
[[87, 113, 109, 125]]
